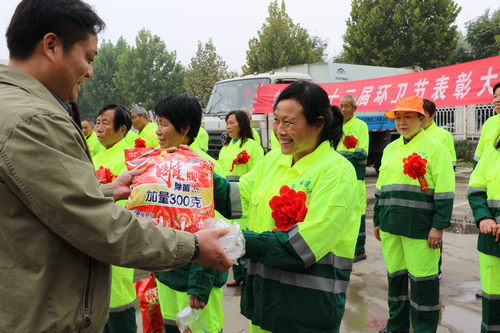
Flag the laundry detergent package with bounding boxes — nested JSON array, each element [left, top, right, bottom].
[[125, 148, 215, 233]]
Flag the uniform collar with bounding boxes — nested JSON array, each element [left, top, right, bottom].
[[102, 138, 127, 155], [343, 114, 357, 128], [277, 140, 331, 175], [189, 138, 199, 151], [86, 131, 96, 141], [395, 129, 426, 149], [424, 122, 436, 131]]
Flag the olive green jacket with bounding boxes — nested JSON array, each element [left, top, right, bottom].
[[0, 65, 195, 332]]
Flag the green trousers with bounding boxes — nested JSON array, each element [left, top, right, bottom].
[[480, 252, 500, 332]]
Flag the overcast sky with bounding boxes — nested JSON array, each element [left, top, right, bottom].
[[1, 0, 499, 72]]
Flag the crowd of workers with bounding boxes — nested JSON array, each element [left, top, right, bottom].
[[0, 1, 499, 333]]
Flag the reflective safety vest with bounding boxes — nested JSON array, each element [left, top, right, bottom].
[[468, 147, 500, 258], [86, 131, 104, 158], [336, 115, 369, 181], [374, 130, 455, 239], [218, 138, 264, 180], [424, 122, 457, 169], [196, 127, 209, 151], [93, 138, 136, 310], [233, 141, 361, 332], [474, 114, 499, 168], [137, 122, 160, 148], [124, 130, 137, 147]]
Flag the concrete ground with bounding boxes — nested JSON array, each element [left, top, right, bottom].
[[135, 167, 484, 333]]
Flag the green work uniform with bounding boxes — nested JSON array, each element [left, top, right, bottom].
[[137, 122, 160, 148], [270, 130, 280, 149], [197, 127, 209, 151], [468, 147, 500, 333], [337, 115, 369, 256], [251, 128, 261, 146], [221, 141, 361, 332], [93, 138, 137, 333], [424, 122, 457, 170], [474, 115, 499, 169], [86, 131, 104, 158], [124, 130, 137, 147], [156, 138, 227, 333], [218, 138, 264, 182], [374, 129, 455, 333]]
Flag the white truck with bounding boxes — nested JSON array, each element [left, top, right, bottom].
[[202, 62, 417, 168]]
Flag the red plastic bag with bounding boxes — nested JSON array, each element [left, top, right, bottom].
[[135, 275, 164, 333], [125, 147, 215, 233]]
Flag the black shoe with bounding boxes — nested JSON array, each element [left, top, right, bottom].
[[353, 252, 367, 263]]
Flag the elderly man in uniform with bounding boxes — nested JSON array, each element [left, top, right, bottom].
[[131, 105, 159, 148]]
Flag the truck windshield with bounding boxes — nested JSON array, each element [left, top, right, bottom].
[[205, 78, 271, 115]]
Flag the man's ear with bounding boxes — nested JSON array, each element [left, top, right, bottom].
[[42, 33, 62, 62]]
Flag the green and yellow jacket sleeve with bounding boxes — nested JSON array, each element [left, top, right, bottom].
[[196, 128, 209, 151], [468, 157, 494, 226], [474, 115, 498, 169], [336, 116, 369, 181], [187, 262, 228, 304]]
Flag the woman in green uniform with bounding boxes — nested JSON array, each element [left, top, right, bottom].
[[373, 96, 455, 333]]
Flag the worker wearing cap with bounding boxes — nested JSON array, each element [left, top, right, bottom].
[[337, 95, 369, 263], [374, 96, 455, 333]]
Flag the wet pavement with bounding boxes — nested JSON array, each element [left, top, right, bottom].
[[135, 167, 484, 333]]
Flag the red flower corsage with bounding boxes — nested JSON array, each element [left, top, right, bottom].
[[230, 150, 250, 172], [134, 138, 147, 148], [403, 153, 429, 191], [343, 135, 358, 149], [96, 166, 118, 185], [269, 185, 308, 231]]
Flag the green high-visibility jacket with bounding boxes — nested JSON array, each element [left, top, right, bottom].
[[86, 131, 104, 158], [374, 130, 455, 239], [270, 130, 280, 149], [474, 114, 499, 169], [124, 130, 137, 147], [137, 122, 159, 148], [218, 137, 264, 179], [425, 122, 457, 170], [197, 127, 209, 151], [251, 128, 261, 145], [468, 147, 500, 258], [222, 141, 361, 332], [336, 115, 369, 181]]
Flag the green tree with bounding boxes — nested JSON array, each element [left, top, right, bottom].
[[343, 0, 461, 69], [116, 29, 185, 110], [78, 37, 129, 119], [451, 30, 474, 64], [464, 8, 500, 60], [242, 1, 325, 74], [184, 39, 230, 108]]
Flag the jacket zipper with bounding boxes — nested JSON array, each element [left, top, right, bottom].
[[83, 258, 92, 328]]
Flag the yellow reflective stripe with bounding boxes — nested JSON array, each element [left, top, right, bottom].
[[410, 300, 440, 312], [379, 198, 435, 210], [468, 186, 487, 194], [288, 224, 316, 267], [109, 299, 135, 313], [230, 182, 242, 219], [381, 184, 435, 196], [246, 262, 350, 294]]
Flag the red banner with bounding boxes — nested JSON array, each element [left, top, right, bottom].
[[253, 56, 500, 113]]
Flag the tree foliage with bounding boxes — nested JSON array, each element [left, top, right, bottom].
[[183, 39, 230, 109], [464, 8, 500, 61], [242, 1, 327, 74], [343, 0, 461, 69], [116, 29, 185, 111]]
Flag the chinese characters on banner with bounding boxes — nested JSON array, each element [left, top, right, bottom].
[[253, 56, 500, 114]]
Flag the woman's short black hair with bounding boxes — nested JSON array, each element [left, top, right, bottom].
[[273, 80, 344, 148], [494, 82, 500, 95], [223, 110, 254, 147], [422, 99, 437, 117], [98, 104, 131, 134], [154, 95, 202, 140]]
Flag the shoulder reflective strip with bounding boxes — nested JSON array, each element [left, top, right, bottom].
[[409, 300, 440, 312], [229, 182, 242, 219], [246, 262, 350, 294], [379, 198, 435, 210], [474, 155, 480, 162], [482, 291, 500, 300], [317, 252, 353, 270], [164, 318, 177, 327], [356, 148, 368, 156], [288, 224, 316, 268], [226, 175, 240, 182], [482, 321, 500, 331], [487, 200, 500, 209], [109, 299, 136, 313], [381, 184, 435, 196], [387, 269, 408, 278], [468, 186, 487, 194], [388, 295, 410, 302], [452, 161, 457, 166], [409, 273, 439, 282], [434, 192, 455, 200]]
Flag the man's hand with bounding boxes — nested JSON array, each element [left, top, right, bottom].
[[374, 226, 381, 241], [194, 229, 233, 272], [428, 228, 443, 249], [479, 219, 500, 242], [189, 294, 206, 310], [111, 169, 145, 201]]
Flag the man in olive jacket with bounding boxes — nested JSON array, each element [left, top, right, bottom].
[[0, 1, 232, 332]]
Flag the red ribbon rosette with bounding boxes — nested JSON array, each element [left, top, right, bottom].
[[134, 138, 147, 148], [343, 135, 358, 149], [403, 153, 429, 191], [269, 185, 308, 231], [96, 166, 118, 185], [230, 150, 250, 172]]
